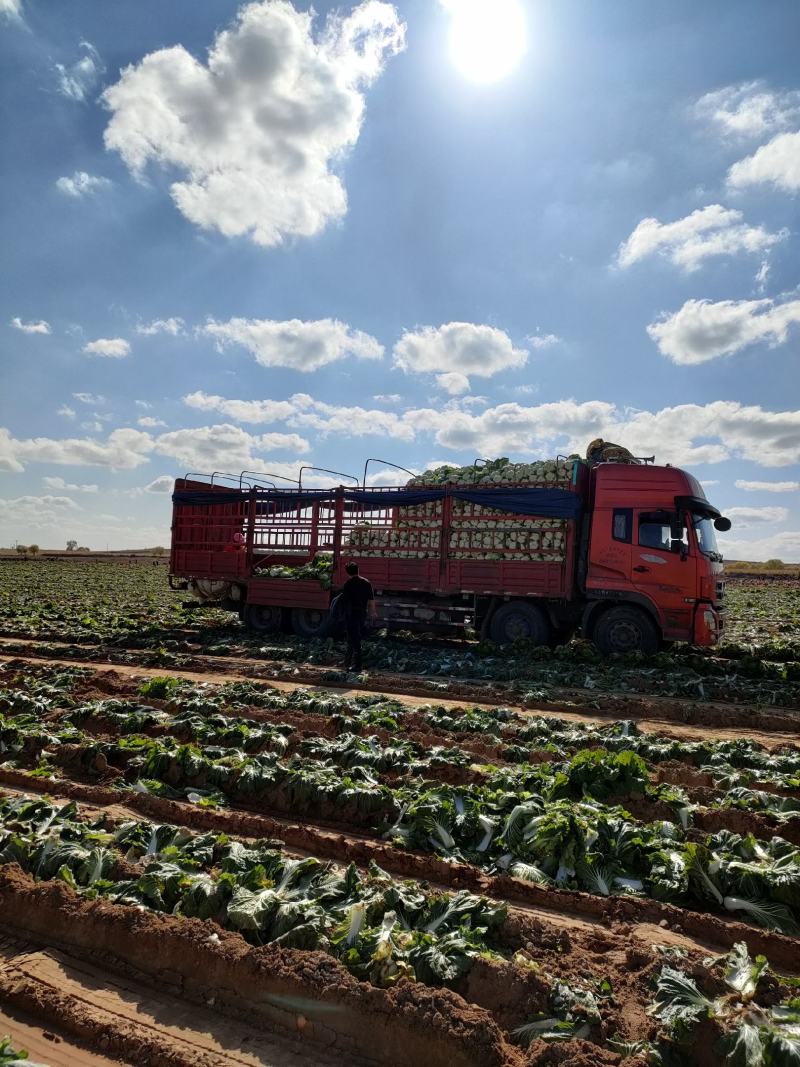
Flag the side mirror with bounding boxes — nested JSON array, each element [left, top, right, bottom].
[[714, 516, 731, 532], [670, 515, 684, 540], [670, 539, 688, 559]]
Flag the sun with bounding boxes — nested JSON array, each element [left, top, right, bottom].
[[446, 0, 528, 85]]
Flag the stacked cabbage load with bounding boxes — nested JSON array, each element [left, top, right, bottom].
[[347, 457, 576, 562]]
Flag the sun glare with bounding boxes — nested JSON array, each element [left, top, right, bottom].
[[447, 0, 527, 85]]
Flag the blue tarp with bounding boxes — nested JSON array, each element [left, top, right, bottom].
[[345, 487, 581, 518], [172, 485, 582, 520], [451, 487, 582, 519], [344, 488, 448, 507], [171, 490, 249, 507], [171, 490, 335, 509]]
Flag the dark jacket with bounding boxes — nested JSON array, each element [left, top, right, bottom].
[[340, 574, 374, 615]]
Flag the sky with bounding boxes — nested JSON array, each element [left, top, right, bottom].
[[1, 0, 799, 559]]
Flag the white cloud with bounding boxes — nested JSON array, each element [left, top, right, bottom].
[[11, 317, 50, 335], [183, 391, 297, 423], [135, 400, 151, 409], [755, 258, 770, 293], [42, 476, 99, 493], [136, 317, 185, 336], [103, 1, 405, 247], [700, 480, 719, 488], [365, 465, 419, 486], [390, 399, 800, 469], [724, 505, 789, 527], [617, 204, 786, 272], [178, 391, 800, 468], [289, 395, 429, 442], [0, 427, 153, 473], [202, 317, 383, 371], [647, 296, 800, 365], [6, 395, 800, 484], [728, 130, 800, 193], [1, 495, 80, 520], [735, 479, 800, 493], [183, 390, 423, 441], [55, 41, 104, 102], [57, 406, 76, 419], [393, 322, 527, 393], [373, 394, 402, 403], [718, 529, 800, 564], [80, 421, 104, 433], [72, 392, 105, 405], [0, 0, 23, 20], [436, 371, 470, 395], [153, 423, 310, 470], [528, 333, 561, 349], [55, 171, 111, 197], [83, 337, 131, 359], [695, 81, 800, 139], [137, 417, 167, 428], [144, 476, 174, 493]]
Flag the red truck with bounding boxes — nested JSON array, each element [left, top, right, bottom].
[[169, 456, 731, 655]]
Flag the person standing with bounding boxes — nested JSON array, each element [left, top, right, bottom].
[[340, 561, 376, 672]]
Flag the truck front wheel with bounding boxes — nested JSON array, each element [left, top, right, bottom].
[[243, 604, 283, 634], [489, 602, 550, 645], [593, 605, 659, 656]]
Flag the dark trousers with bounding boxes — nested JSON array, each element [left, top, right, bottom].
[[344, 610, 366, 669]]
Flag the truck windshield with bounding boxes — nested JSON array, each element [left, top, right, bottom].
[[691, 512, 722, 561]]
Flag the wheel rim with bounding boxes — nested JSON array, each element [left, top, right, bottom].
[[608, 618, 642, 652], [503, 611, 534, 641], [251, 606, 279, 629]]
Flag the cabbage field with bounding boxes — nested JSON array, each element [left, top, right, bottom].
[[0, 559, 798, 1066]]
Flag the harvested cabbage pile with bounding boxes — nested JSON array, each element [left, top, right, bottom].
[[347, 457, 576, 562], [405, 456, 576, 487], [254, 553, 333, 588]]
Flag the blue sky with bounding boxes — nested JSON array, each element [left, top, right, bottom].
[[1, 0, 799, 557]]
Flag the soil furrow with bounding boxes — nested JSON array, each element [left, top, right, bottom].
[[0, 934, 349, 1067], [0, 867, 519, 1067]]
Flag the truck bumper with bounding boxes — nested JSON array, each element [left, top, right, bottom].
[[693, 603, 722, 646]]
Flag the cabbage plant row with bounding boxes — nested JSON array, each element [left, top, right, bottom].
[[3, 686, 800, 936], [0, 792, 506, 989]]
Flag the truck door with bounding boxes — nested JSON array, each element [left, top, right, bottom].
[[632, 509, 696, 640]]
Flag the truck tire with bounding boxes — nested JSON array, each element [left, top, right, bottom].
[[243, 604, 283, 634], [489, 602, 550, 645], [593, 605, 659, 656], [291, 607, 327, 638]]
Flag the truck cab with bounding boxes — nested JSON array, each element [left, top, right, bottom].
[[583, 463, 727, 654]]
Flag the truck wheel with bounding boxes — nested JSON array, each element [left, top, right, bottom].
[[489, 602, 550, 645], [243, 604, 283, 634], [291, 607, 327, 638], [593, 605, 659, 655]]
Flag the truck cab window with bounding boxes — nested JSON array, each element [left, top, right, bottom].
[[638, 511, 685, 552], [612, 509, 632, 543]]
